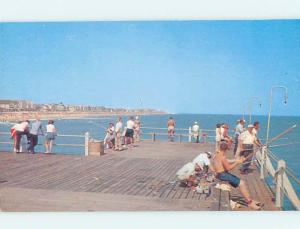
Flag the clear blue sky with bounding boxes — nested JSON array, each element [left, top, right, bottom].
[[0, 20, 300, 115]]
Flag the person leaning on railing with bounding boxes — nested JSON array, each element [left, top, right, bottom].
[[15, 120, 30, 153], [44, 120, 56, 154]]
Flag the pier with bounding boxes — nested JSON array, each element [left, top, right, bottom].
[[0, 141, 277, 211]]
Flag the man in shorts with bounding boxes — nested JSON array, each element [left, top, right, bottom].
[[238, 124, 260, 174], [192, 121, 200, 143], [213, 141, 262, 210], [167, 117, 175, 142], [125, 116, 135, 148]]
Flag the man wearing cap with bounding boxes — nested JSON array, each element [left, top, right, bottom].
[[233, 119, 245, 156], [192, 152, 214, 173], [253, 121, 262, 147], [192, 121, 200, 143], [238, 124, 258, 174], [176, 152, 213, 187]]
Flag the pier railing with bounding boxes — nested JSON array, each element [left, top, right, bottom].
[[140, 126, 216, 143], [256, 147, 300, 210], [0, 131, 89, 155]]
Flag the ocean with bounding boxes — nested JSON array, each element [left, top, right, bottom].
[[0, 113, 299, 210]]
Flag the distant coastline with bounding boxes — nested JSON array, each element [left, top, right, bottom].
[[0, 111, 166, 123]]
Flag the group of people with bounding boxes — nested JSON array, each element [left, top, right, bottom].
[[103, 116, 141, 151], [10, 117, 57, 154], [215, 119, 261, 173], [167, 117, 202, 143], [176, 119, 263, 210]]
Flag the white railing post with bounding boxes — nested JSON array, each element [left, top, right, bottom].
[[275, 160, 286, 208], [188, 126, 192, 143], [260, 146, 266, 179], [85, 132, 90, 156]]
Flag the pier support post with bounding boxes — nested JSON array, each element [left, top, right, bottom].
[[188, 127, 192, 143], [85, 132, 90, 156], [260, 146, 267, 180], [275, 160, 286, 209]]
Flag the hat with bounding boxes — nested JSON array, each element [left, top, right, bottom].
[[248, 124, 254, 128], [205, 151, 212, 158], [194, 121, 198, 124]]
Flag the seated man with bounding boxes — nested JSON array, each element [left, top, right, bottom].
[[213, 141, 262, 210]]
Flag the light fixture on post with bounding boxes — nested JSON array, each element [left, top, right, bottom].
[[261, 86, 288, 180]]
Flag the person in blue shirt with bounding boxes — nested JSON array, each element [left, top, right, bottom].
[[28, 116, 43, 153]]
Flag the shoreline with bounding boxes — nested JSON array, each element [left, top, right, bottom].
[[0, 111, 166, 123]]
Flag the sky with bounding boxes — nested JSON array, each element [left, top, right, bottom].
[[0, 20, 300, 115]]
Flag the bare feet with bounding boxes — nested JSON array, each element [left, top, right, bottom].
[[248, 200, 262, 210]]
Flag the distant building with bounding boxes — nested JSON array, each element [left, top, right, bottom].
[[0, 100, 21, 111]]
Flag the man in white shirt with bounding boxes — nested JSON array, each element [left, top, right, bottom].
[[115, 117, 123, 151], [192, 121, 200, 143], [192, 151, 214, 173], [176, 152, 213, 187], [253, 121, 262, 147], [15, 120, 30, 153], [176, 162, 196, 186], [125, 116, 135, 147], [233, 119, 245, 156], [238, 124, 259, 174]]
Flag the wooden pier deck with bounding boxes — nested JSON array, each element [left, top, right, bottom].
[[0, 141, 277, 211]]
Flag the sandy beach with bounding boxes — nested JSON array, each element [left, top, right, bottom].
[[0, 111, 166, 123]]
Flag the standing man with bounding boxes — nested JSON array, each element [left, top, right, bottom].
[[125, 116, 135, 148], [15, 120, 30, 153], [192, 121, 200, 143], [253, 121, 262, 147], [215, 124, 222, 151], [238, 124, 259, 174], [115, 117, 123, 151], [167, 117, 175, 142], [233, 119, 245, 156], [134, 116, 141, 142], [28, 116, 43, 153]]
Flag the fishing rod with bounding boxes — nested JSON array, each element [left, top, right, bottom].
[[266, 124, 297, 146], [269, 141, 300, 148]]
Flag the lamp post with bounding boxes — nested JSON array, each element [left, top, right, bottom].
[[242, 97, 262, 124], [248, 97, 262, 124], [261, 86, 288, 180], [265, 86, 288, 146]]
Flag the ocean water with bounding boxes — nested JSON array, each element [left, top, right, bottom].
[[0, 113, 299, 210]]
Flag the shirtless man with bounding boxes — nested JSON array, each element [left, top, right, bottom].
[[214, 141, 262, 210], [167, 117, 175, 142]]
